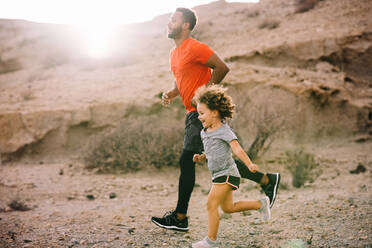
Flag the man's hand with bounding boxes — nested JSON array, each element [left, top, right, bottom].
[[193, 153, 206, 163], [161, 86, 179, 107], [161, 92, 171, 107]]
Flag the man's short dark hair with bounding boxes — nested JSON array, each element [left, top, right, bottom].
[[176, 8, 197, 31]]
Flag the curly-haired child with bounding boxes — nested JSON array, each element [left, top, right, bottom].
[[190, 85, 271, 248]]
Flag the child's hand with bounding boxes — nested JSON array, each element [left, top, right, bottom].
[[248, 163, 259, 173], [193, 153, 206, 163]]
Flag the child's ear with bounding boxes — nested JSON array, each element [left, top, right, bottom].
[[212, 110, 220, 118]]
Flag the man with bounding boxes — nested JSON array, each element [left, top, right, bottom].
[[151, 7, 280, 232]]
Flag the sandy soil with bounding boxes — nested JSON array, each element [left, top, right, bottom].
[[1, 140, 371, 248]]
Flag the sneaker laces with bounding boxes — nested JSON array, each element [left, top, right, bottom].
[[162, 210, 177, 225], [163, 210, 175, 218]]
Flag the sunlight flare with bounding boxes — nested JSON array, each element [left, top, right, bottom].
[[72, 23, 120, 58]]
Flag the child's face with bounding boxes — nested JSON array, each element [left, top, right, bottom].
[[197, 102, 220, 129]]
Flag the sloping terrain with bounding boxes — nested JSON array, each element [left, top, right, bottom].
[[0, 0, 371, 160]]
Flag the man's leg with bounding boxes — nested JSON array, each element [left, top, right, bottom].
[[175, 149, 196, 217], [235, 159, 280, 208], [235, 159, 265, 184], [151, 149, 196, 232], [152, 111, 202, 231]]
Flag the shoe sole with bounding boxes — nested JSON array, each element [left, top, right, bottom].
[[270, 173, 280, 208], [265, 196, 271, 221], [151, 219, 189, 232]]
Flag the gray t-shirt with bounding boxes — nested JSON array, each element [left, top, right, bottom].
[[201, 123, 241, 179]]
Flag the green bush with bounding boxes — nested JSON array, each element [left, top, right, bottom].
[[84, 117, 183, 173], [285, 149, 321, 188]]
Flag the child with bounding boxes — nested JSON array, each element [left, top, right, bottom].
[[190, 85, 271, 248]]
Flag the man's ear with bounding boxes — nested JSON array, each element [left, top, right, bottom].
[[182, 22, 190, 30]]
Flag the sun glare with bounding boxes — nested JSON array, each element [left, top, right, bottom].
[[73, 24, 120, 58], [1, 0, 259, 59]]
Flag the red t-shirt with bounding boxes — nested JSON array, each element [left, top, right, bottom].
[[170, 38, 214, 112]]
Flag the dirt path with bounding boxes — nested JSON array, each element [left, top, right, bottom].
[[1, 141, 371, 248]]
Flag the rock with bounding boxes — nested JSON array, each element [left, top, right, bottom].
[[0, 103, 126, 159], [281, 239, 307, 248]]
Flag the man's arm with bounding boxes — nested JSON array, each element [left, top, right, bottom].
[[162, 81, 179, 106], [205, 53, 230, 86]]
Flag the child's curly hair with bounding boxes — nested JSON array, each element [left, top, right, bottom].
[[193, 85, 235, 120]]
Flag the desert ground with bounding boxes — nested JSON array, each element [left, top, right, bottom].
[[1, 139, 371, 248]]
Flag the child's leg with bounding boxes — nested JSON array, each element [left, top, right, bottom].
[[207, 184, 231, 241], [220, 191, 261, 213]]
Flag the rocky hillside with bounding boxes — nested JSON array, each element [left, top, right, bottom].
[[0, 0, 371, 161]]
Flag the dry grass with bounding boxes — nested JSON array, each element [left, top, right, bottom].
[[295, 0, 320, 13], [0, 57, 22, 74], [258, 19, 280, 30], [232, 98, 286, 162], [84, 117, 183, 172], [84, 99, 185, 173], [21, 89, 35, 101], [8, 199, 31, 211]]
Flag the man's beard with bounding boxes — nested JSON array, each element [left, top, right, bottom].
[[168, 26, 182, 39]]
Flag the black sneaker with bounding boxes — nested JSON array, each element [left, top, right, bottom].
[[261, 173, 280, 208], [151, 211, 189, 232]]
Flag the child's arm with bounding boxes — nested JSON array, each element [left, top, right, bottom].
[[229, 140, 258, 172], [193, 153, 206, 163]]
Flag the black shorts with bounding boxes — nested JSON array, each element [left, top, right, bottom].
[[183, 111, 203, 153], [212, 175, 240, 190]]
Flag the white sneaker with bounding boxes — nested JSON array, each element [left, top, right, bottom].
[[259, 196, 271, 222], [190, 236, 219, 248]]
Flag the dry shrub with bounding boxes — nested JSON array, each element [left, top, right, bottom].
[[246, 107, 283, 161], [42, 54, 69, 69], [258, 19, 280, 30], [232, 96, 285, 162], [0, 57, 22, 74], [21, 89, 35, 101], [8, 199, 31, 211], [295, 0, 319, 13], [285, 149, 321, 188], [84, 116, 183, 173], [247, 10, 260, 18]]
